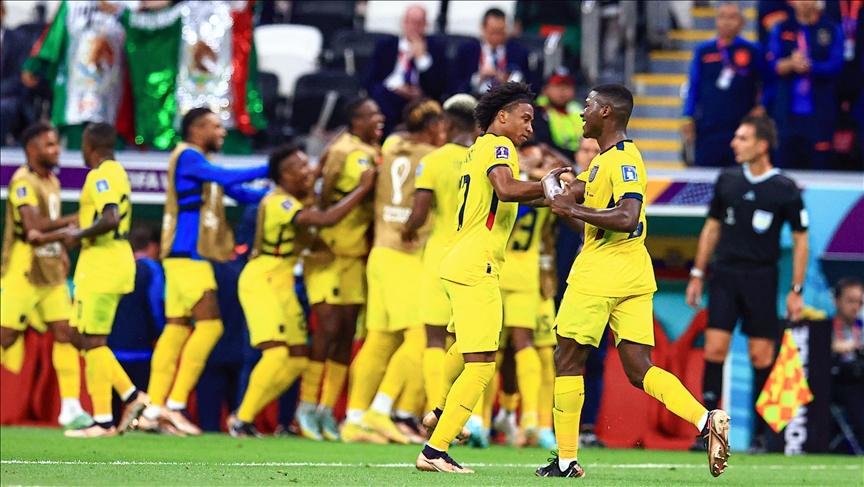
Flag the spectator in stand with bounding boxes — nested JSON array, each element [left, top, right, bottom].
[[683, 2, 766, 167], [533, 68, 584, 162], [830, 278, 864, 451], [513, 0, 581, 72], [825, 0, 864, 170], [449, 8, 529, 98], [767, 0, 844, 170], [758, 1, 793, 48], [365, 4, 446, 135], [0, 0, 32, 145]]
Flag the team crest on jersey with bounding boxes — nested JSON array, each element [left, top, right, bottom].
[[16, 186, 27, 198], [621, 165, 638, 182], [495, 146, 510, 160], [416, 163, 424, 177], [357, 158, 369, 167], [588, 165, 599, 182], [96, 179, 110, 193], [818, 28, 831, 46], [281, 200, 294, 211], [752, 209, 773, 234]]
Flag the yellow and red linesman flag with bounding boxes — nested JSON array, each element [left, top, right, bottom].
[[755, 330, 814, 433]]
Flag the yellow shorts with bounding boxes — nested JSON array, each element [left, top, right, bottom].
[[502, 289, 539, 329], [239, 259, 306, 347], [366, 246, 422, 332], [534, 297, 557, 348], [1, 273, 71, 330], [555, 287, 654, 347], [163, 258, 217, 319], [443, 276, 502, 353], [305, 255, 366, 305], [71, 291, 122, 335], [420, 264, 450, 327]]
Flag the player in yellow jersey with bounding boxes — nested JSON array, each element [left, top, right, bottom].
[[32, 124, 149, 437], [535, 85, 730, 478], [0, 122, 90, 429], [403, 94, 480, 433], [342, 99, 445, 444], [297, 98, 384, 441], [416, 82, 569, 473], [227, 144, 375, 437]]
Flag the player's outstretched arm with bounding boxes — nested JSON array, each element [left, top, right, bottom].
[[31, 204, 121, 248], [550, 196, 641, 234], [18, 205, 77, 235], [295, 168, 376, 228], [182, 150, 268, 187], [402, 189, 433, 243], [488, 166, 571, 203]]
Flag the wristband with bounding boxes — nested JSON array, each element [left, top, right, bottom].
[[791, 283, 804, 295], [690, 268, 704, 279]]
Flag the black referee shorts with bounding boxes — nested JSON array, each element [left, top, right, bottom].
[[707, 265, 780, 339]]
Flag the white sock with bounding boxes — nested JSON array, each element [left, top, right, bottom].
[[143, 405, 162, 420], [298, 401, 316, 413], [61, 398, 83, 415], [93, 414, 113, 424], [559, 458, 577, 471], [393, 409, 415, 420], [120, 387, 136, 402], [697, 411, 709, 432], [346, 408, 364, 424], [166, 399, 185, 411], [369, 393, 394, 415]]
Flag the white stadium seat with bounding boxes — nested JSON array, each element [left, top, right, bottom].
[[254, 24, 323, 98], [446, 0, 516, 36], [364, 0, 441, 35]]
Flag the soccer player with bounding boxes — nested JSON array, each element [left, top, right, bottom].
[[416, 81, 567, 473], [228, 145, 376, 438], [1, 122, 90, 429], [33, 123, 149, 437], [535, 85, 730, 478], [140, 107, 268, 435], [297, 97, 384, 441], [403, 94, 480, 426], [342, 98, 445, 444]]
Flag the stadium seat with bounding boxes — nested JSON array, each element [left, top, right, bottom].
[[254, 25, 323, 98], [364, 0, 441, 35], [290, 71, 362, 135], [255, 71, 292, 148], [289, 1, 357, 48], [445, 0, 516, 36], [322, 30, 394, 78], [429, 33, 477, 64]]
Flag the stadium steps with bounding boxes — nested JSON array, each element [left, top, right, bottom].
[[630, 2, 757, 169]]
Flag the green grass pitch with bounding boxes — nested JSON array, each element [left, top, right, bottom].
[[1, 426, 861, 486]]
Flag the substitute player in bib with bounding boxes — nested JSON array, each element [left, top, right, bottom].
[[535, 85, 730, 479], [141, 108, 268, 435], [0, 122, 90, 429], [297, 98, 384, 441], [342, 99, 445, 444], [33, 124, 149, 437], [416, 82, 568, 473], [228, 145, 376, 437]]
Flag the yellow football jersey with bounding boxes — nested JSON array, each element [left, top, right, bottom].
[[500, 206, 550, 292], [415, 142, 469, 275], [250, 188, 304, 262], [74, 160, 135, 294], [567, 139, 656, 297], [440, 133, 520, 286]]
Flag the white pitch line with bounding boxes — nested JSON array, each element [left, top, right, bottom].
[[1, 460, 861, 471]]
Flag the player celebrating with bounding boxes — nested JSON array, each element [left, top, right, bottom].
[[297, 98, 384, 442], [229, 145, 375, 438], [141, 108, 268, 435], [0, 122, 90, 429], [535, 85, 730, 478], [416, 82, 567, 473]]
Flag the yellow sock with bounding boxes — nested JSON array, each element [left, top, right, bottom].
[[237, 347, 288, 422], [84, 346, 115, 423], [428, 361, 496, 451], [393, 327, 427, 415], [346, 330, 400, 412], [379, 327, 423, 400], [515, 347, 541, 429], [482, 370, 498, 428], [105, 348, 135, 399], [148, 324, 191, 406], [167, 319, 223, 407], [422, 347, 445, 412], [320, 360, 349, 408], [52, 342, 80, 400], [553, 376, 585, 460], [436, 343, 465, 410], [538, 347, 555, 429], [643, 366, 707, 429], [300, 360, 324, 404], [245, 355, 309, 421], [500, 392, 520, 412], [1, 335, 25, 374]]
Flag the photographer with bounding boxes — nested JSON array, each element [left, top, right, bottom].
[[831, 277, 864, 449]]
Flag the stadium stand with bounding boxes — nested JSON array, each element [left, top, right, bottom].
[[364, 0, 441, 34]]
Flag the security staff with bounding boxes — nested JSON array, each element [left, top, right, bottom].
[[686, 115, 809, 452]]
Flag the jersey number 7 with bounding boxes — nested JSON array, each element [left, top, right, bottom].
[[456, 174, 471, 231]]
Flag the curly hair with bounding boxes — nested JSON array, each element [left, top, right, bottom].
[[474, 81, 534, 131], [267, 143, 301, 182], [403, 98, 443, 133]]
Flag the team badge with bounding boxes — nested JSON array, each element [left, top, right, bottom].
[[357, 158, 369, 167], [588, 165, 599, 182], [800, 209, 809, 228], [734, 48, 750, 67], [16, 186, 27, 198], [752, 209, 774, 234], [818, 28, 831, 46], [495, 146, 509, 160], [621, 165, 638, 182], [96, 179, 110, 193], [281, 200, 293, 211], [416, 163, 424, 177]]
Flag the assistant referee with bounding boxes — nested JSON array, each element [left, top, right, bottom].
[[685, 115, 809, 452]]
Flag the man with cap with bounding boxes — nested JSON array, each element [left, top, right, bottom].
[[533, 68, 583, 162]]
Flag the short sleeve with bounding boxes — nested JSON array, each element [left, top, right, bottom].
[[337, 150, 372, 193], [88, 169, 122, 212], [783, 189, 808, 232], [707, 175, 725, 221], [415, 156, 437, 191], [274, 196, 304, 225], [9, 179, 38, 208], [576, 170, 590, 183], [611, 158, 645, 203], [485, 137, 517, 176]]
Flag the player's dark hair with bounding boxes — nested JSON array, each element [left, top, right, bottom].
[[181, 107, 214, 140], [20, 121, 56, 149], [474, 81, 535, 131], [83, 122, 117, 152], [344, 96, 371, 126], [483, 7, 506, 25], [591, 84, 634, 126], [128, 222, 160, 252], [834, 277, 864, 299], [268, 143, 302, 182], [403, 98, 443, 133], [740, 114, 778, 150]]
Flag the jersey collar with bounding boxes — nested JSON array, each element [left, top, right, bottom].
[[598, 139, 633, 156], [742, 164, 780, 184]]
